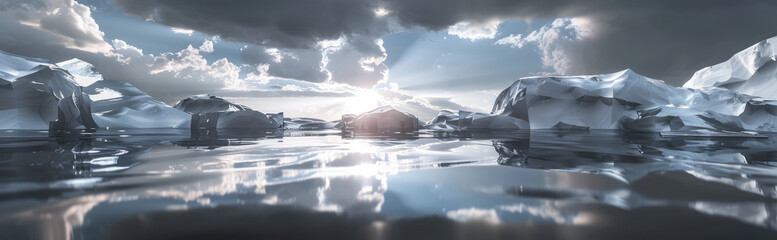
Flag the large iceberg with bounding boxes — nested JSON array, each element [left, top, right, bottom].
[[175, 95, 283, 129], [451, 69, 777, 133], [684, 36, 777, 99], [57, 58, 191, 129], [0, 50, 97, 130], [342, 106, 419, 133], [83, 80, 191, 129]]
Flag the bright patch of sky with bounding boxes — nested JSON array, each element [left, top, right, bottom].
[[73, 0, 561, 120], [382, 20, 554, 97]]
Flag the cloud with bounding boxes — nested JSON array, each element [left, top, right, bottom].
[[238, 35, 389, 88], [447, 20, 501, 41], [382, 0, 777, 84], [240, 45, 330, 84], [496, 18, 589, 74], [143, 40, 242, 90], [446, 208, 500, 224], [112, 0, 389, 49], [0, 0, 112, 54], [108, 0, 777, 84], [171, 27, 193, 36], [322, 35, 389, 88], [111, 0, 394, 88], [97, 39, 244, 101], [198, 40, 214, 53]]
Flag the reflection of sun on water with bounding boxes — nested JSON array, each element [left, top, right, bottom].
[[343, 90, 382, 114]]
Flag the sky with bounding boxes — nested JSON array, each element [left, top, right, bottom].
[[1, 0, 776, 121]]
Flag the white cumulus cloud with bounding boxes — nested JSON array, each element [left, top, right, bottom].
[[496, 18, 591, 74], [447, 20, 501, 42], [198, 40, 214, 53], [171, 27, 194, 36]]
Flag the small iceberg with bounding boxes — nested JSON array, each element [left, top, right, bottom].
[[342, 106, 420, 133], [175, 95, 283, 130]]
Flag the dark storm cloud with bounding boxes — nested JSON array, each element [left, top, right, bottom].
[[382, 0, 777, 83], [112, 0, 389, 49], [111, 0, 777, 84]]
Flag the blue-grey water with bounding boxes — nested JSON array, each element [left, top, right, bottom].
[[0, 129, 776, 239]]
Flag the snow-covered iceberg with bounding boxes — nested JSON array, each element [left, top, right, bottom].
[[684, 36, 777, 99], [56, 58, 191, 129], [56, 58, 103, 87], [175, 95, 283, 129], [342, 106, 419, 133], [479, 69, 777, 132], [0, 50, 97, 130], [83, 80, 191, 129], [425, 110, 529, 131]]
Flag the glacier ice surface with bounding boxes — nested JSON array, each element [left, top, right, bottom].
[[56, 58, 102, 87], [425, 110, 529, 131], [431, 69, 777, 133], [0, 50, 97, 130], [56, 58, 191, 129], [83, 80, 191, 129], [684, 36, 777, 99]]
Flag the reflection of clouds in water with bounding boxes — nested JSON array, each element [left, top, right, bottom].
[[4, 131, 777, 238], [8, 194, 110, 240], [492, 132, 777, 197], [499, 203, 568, 224], [447, 208, 500, 224], [692, 202, 775, 229]]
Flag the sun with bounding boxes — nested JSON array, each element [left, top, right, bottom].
[[343, 90, 382, 114]]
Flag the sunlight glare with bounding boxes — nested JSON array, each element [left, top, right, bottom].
[[343, 90, 381, 114]]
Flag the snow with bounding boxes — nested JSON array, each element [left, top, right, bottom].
[[0, 50, 54, 82], [425, 110, 529, 130], [0, 50, 96, 130], [429, 69, 777, 133], [56, 58, 103, 87], [0, 50, 192, 130], [684, 36, 777, 99], [88, 87, 123, 101], [84, 80, 190, 129]]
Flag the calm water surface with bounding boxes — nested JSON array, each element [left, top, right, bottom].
[[0, 129, 776, 239]]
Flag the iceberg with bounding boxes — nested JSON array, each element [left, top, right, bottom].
[[478, 69, 777, 132], [426, 110, 460, 131], [175, 95, 283, 129], [56, 58, 191, 129], [174, 94, 252, 114], [56, 58, 102, 87], [284, 117, 338, 130], [83, 80, 191, 129], [342, 106, 419, 133], [684, 36, 777, 99], [425, 110, 529, 131], [0, 50, 97, 130]]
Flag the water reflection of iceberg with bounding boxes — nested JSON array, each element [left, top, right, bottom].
[[1, 130, 777, 239], [490, 130, 777, 229]]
